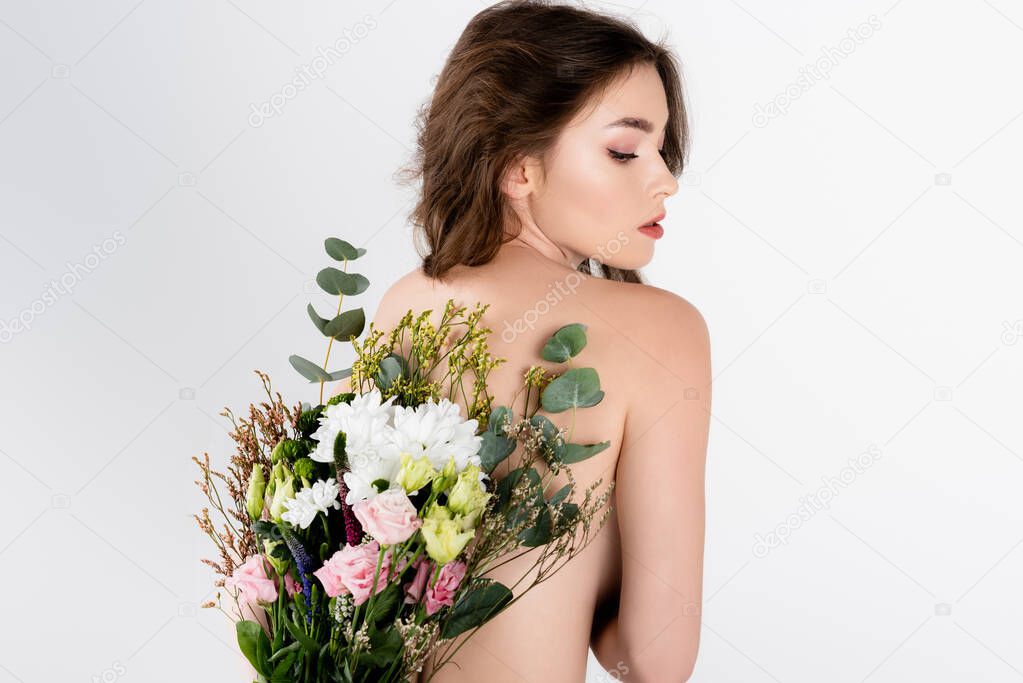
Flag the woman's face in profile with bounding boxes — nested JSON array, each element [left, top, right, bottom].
[[531, 62, 680, 270]]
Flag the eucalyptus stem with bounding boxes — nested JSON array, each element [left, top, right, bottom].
[[318, 259, 350, 406]]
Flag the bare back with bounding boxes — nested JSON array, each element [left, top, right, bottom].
[[358, 245, 697, 682]]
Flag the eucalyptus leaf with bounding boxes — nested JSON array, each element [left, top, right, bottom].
[[540, 367, 605, 412], [495, 466, 542, 513], [327, 367, 353, 381], [323, 309, 365, 341], [518, 505, 552, 546], [306, 303, 329, 334], [289, 355, 332, 383], [548, 484, 573, 507], [488, 405, 513, 434], [324, 238, 366, 261], [315, 267, 369, 296], [440, 581, 514, 639], [556, 440, 611, 464], [528, 414, 559, 443], [374, 354, 404, 390], [541, 323, 588, 363], [479, 430, 516, 474]]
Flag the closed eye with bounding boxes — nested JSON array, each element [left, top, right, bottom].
[[608, 148, 669, 163]]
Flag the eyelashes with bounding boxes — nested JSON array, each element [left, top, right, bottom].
[[608, 148, 670, 164]]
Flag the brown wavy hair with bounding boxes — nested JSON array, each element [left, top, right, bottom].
[[396, 0, 690, 284]]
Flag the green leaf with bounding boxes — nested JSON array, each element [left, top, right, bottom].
[[558, 502, 579, 524], [289, 354, 332, 383], [557, 440, 611, 464], [268, 641, 301, 663], [316, 267, 370, 296], [540, 367, 605, 413], [541, 323, 588, 363], [529, 414, 559, 443], [324, 238, 366, 261], [327, 367, 353, 382], [362, 627, 403, 667], [488, 405, 513, 434], [367, 584, 401, 624], [440, 580, 514, 639], [518, 505, 552, 546], [333, 432, 348, 469], [374, 354, 404, 390], [236, 620, 271, 677], [270, 650, 297, 682], [548, 484, 573, 507], [494, 467, 542, 513], [323, 309, 366, 341], [307, 303, 330, 334], [478, 430, 516, 474], [285, 619, 321, 654]]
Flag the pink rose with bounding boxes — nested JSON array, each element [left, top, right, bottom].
[[225, 555, 278, 606], [284, 571, 300, 598], [403, 556, 433, 605], [352, 489, 423, 546], [314, 540, 397, 605], [425, 560, 466, 616]]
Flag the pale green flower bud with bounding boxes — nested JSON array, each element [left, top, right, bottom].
[[269, 466, 296, 522], [432, 455, 459, 494], [424, 502, 453, 522], [263, 539, 289, 576], [395, 453, 437, 494], [447, 464, 490, 531], [245, 465, 266, 521]]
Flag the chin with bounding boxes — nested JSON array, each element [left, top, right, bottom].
[[604, 246, 654, 271]]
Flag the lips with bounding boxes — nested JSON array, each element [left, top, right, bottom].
[[640, 211, 666, 227]]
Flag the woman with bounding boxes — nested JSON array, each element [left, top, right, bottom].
[[358, 2, 712, 680]]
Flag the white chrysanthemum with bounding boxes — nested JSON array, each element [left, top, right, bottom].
[[341, 448, 405, 505], [387, 397, 483, 474], [309, 389, 397, 466], [281, 478, 341, 529]]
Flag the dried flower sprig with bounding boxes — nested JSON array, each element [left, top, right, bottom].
[[193, 369, 301, 610]]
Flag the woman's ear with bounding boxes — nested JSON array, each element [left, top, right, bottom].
[[500, 153, 544, 200]]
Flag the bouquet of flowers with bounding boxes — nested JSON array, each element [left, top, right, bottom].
[[193, 237, 615, 682]]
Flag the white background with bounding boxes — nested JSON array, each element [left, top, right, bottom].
[[1, 1, 1022, 681]]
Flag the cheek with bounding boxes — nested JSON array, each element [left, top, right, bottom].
[[542, 152, 635, 248]]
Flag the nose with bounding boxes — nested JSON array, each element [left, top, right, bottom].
[[650, 161, 679, 199]]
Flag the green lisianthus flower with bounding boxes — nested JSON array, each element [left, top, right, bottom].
[[395, 453, 437, 494], [421, 511, 475, 565], [245, 465, 266, 521], [446, 463, 491, 531]]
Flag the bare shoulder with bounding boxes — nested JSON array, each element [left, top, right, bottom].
[[367, 266, 439, 328], [600, 280, 711, 374]]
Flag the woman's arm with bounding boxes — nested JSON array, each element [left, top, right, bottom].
[[592, 294, 711, 682]]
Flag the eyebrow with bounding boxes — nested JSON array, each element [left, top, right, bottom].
[[603, 116, 667, 134]]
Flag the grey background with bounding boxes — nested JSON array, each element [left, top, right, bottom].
[[1, 1, 1022, 681]]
